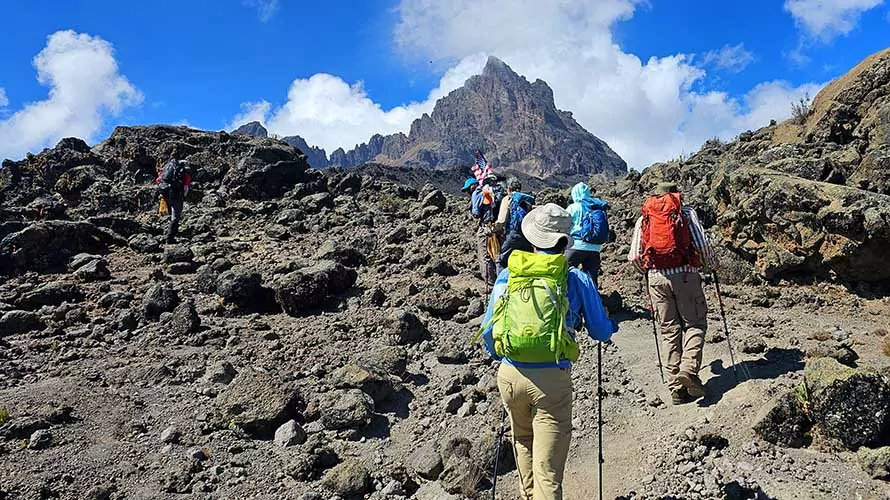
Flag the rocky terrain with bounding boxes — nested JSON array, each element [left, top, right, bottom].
[[1, 50, 889, 500], [233, 57, 628, 179]]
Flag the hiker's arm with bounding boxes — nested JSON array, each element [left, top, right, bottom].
[[471, 190, 483, 218], [576, 273, 617, 341], [494, 196, 510, 231], [480, 280, 507, 360], [183, 174, 192, 197], [627, 216, 645, 274], [686, 208, 719, 271]]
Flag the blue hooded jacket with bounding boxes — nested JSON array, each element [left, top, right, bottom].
[[567, 183, 609, 252]]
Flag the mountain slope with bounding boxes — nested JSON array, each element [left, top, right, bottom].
[[332, 57, 627, 178]]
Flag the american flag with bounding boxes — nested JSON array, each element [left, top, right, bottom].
[[472, 150, 492, 181]]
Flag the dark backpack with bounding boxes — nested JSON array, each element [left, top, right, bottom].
[[579, 206, 610, 244], [507, 192, 535, 234], [157, 161, 185, 198]]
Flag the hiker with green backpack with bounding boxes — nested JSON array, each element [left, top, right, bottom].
[[476, 203, 617, 500]]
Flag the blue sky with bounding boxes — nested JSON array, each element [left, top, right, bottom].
[[1, 0, 888, 167]]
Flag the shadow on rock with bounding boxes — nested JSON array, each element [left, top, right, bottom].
[[700, 347, 805, 407]]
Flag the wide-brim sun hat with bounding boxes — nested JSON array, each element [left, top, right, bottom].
[[521, 203, 574, 250]]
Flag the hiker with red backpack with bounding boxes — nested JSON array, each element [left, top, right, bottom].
[[155, 158, 192, 244], [494, 177, 535, 275], [476, 203, 616, 500], [628, 182, 718, 405], [566, 182, 610, 285]]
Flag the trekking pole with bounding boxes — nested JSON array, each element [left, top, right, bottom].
[[712, 273, 740, 382], [643, 274, 666, 383], [491, 405, 507, 500], [597, 341, 604, 500]]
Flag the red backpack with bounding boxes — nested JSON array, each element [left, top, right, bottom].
[[641, 193, 700, 270]]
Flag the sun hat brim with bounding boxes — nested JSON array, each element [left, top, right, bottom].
[[521, 208, 574, 250]]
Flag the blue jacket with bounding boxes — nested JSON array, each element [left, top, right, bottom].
[[480, 262, 617, 369], [567, 183, 609, 252]]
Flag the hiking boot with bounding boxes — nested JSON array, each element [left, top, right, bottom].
[[671, 388, 692, 405], [676, 372, 706, 399]]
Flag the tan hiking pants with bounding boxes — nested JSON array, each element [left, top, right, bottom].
[[648, 272, 708, 392], [497, 363, 573, 500]]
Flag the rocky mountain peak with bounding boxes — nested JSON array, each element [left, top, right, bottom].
[[232, 121, 268, 138], [330, 57, 627, 179]]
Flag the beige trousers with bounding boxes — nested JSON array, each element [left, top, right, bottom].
[[477, 227, 498, 286], [497, 363, 573, 500], [648, 272, 708, 391]]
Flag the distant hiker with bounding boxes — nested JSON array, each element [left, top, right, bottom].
[[494, 177, 535, 274], [477, 203, 616, 500], [566, 182, 610, 285], [472, 174, 503, 287], [628, 182, 718, 405], [156, 158, 192, 244]]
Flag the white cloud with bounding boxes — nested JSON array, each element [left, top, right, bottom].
[[230, 0, 825, 169], [0, 30, 142, 161], [229, 54, 488, 151], [244, 0, 280, 22], [0, 88, 8, 108], [701, 43, 755, 73], [784, 0, 885, 41]]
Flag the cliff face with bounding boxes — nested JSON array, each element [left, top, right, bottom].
[[329, 57, 627, 178]]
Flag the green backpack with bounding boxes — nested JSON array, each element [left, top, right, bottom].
[[476, 250, 579, 364]]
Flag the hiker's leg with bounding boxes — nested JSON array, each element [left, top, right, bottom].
[[498, 363, 535, 500], [673, 272, 708, 376], [527, 367, 573, 500], [649, 273, 683, 391], [166, 197, 182, 243], [586, 251, 602, 288], [476, 230, 489, 283], [565, 248, 583, 269]]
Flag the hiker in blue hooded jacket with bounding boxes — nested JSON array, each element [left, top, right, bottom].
[[566, 182, 610, 285]]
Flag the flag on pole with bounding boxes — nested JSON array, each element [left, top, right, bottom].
[[472, 149, 492, 181]]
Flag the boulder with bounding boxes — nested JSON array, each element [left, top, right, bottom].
[[68, 253, 103, 271], [142, 284, 179, 319], [382, 309, 427, 345], [314, 239, 366, 267], [222, 146, 310, 201], [17, 283, 83, 309], [321, 460, 370, 497], [128, 233, 162, 254], [273, 261, 357, 316], [408, 446, 444, 480], [215, 266, 263, 309], [74, 258, 111, 282], [163, 245, 194, 264], [169, 301, 200, 336], [203, 360, 237, 385], [422, 189, 447, 210], [353, 346, 407, 376], [752, 392, 811, 448], [417, 289, 469, 319], [0, 221, 120, 274], [857, 446, 890, 479], [319, 389, 374, 431], [274, 420, 307, 448], [805, 357, 890, 449], [0, 310, 44, 337], [196, 258, 233, 294], [329, 364, 396, 404], [215, 370, 301, 439]]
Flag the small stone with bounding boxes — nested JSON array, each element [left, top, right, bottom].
[[160, 426, 181, 444], [274, 420, 307, 447], [322, 459, 370, 497], [28, 429, 53, 450], [190, 448, 208, 461], [408, 446, 444, 480], [444, 394, 464, 414]]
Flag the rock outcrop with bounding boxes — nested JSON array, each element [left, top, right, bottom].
[[637, 48, 890, 284]]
